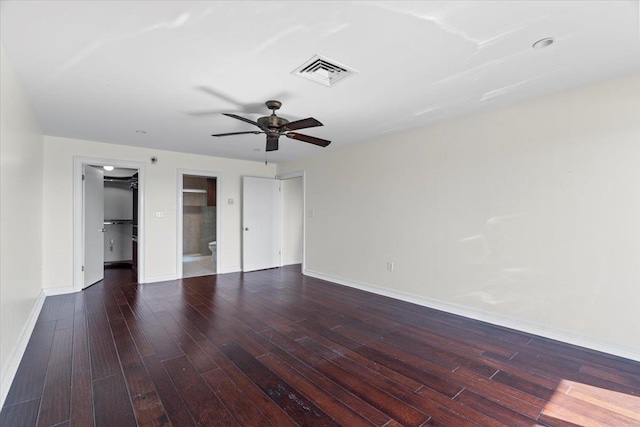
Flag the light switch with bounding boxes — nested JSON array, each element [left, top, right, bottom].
[[155, 211, 164, 218], [228, 198, 234, 205]]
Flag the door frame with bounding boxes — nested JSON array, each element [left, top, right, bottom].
[[73, 156, 146, 291], [176, 169, 220, 278], [277, 171, 306, 272]]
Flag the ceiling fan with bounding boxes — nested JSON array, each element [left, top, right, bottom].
[[212, 100, 331, 152]]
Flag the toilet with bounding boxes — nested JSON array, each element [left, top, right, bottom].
[[208, 241, 217, 263]]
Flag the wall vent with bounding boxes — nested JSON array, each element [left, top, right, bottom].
[[292, 54, 356, 87]]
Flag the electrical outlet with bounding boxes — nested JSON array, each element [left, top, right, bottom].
[[386, 261, 394, 272]]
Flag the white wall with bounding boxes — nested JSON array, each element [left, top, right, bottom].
[[0, 42, 44, 403], [281, 177, 303, 265], [279, 72, 640, 361], [42, 136, 276, 288]]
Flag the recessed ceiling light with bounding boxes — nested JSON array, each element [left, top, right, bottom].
[[103, 166, 114, 171], [136, 130, 146, 134], [532, 37, 555, 49]]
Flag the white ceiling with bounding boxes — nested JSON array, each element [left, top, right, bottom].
[[1, 1, 639, 163]]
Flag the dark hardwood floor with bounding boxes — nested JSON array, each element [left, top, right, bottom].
[[2, 265, 639, 426]]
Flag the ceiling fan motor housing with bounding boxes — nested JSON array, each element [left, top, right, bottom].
[[257, 115, 289, 132]]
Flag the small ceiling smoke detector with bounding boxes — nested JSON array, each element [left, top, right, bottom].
[[532, 37, 555, 49], [103, 165, 114, 171], [292, 54, 357, 87]]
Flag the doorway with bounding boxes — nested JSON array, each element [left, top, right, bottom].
[[84, 165, 138, 288], [73, 157, 145, 291], [279, 172, 305, 272], [280, 176, 304, 267], [177, 170, 219, 278], [102, 168, 138, 271]]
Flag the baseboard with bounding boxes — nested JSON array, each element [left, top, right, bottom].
[[0, 291, 46, 408], [43, 286, 77, 296], [217, 265, 241, 274], [141, 273, 178, 284], [303, 269, 640, 363]]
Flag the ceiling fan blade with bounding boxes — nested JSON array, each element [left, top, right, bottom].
[[266, 135, 279, 152], [186, 109, 222, 116], [222, 113, 263, 129], [211, 131, 263, 137], [286, 132, 331, 147], [282, 117, 323, 131], [197, 86, 290, 114]]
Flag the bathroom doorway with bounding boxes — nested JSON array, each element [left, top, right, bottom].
[[178, 171, 219, 278]]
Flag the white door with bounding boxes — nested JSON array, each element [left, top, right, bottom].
[[242, 177, 281, 272], [83, 165, 104, 287]]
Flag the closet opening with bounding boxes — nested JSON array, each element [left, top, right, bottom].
[[103, 168, 138, 273]]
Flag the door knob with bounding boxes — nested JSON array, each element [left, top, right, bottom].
[[101, 228, 107, 232], [244, 227, 249, 231]]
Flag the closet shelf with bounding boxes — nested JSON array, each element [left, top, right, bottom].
[[104, 220, 133, 225], [183, 189, 207, 194]]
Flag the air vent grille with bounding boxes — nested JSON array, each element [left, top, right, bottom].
[[292, 55, 356, 87]]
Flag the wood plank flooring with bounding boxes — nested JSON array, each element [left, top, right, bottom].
[[2, 265, 639, 426]]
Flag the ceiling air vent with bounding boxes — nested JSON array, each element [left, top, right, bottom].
[[292, 54, 356, 87]]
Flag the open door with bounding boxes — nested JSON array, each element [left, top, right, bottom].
[[83, 165, 104, 288], [242, 177, 281, 272]]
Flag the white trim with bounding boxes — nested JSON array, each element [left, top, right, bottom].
[[277, 171, 305, 180], [43, 286, 77, 296], [176, 169, 221, 279], [140, 273, 179, 284], [303, 269, 640, 363], [0, 291, 46, 408], [73, 156, 146, 289], [217, 265, 241, 274], [277, 171, 306, 272]]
